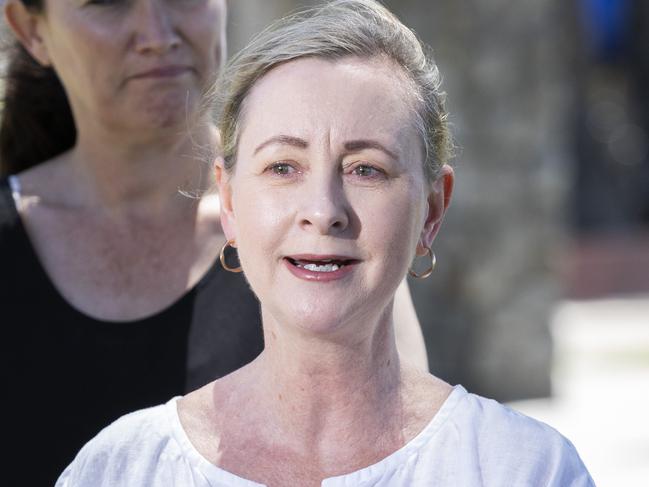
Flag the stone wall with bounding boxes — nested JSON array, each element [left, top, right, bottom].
[[227, 0, 571, 401]]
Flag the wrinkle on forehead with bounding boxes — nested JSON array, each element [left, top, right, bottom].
[[236, 55, 423, 165]]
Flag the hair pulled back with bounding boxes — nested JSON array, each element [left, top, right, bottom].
[[214, 0, 453, 182], [0, 0, 76, 176]]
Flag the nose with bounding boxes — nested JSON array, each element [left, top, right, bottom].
[[132, 0, 180, 55], [298, 178, 350, 235]]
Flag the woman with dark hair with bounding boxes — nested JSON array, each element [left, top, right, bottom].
[[0, 1, 427, 484], [57, 1, 593, 485]]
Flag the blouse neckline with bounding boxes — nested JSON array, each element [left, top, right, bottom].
[[165, 384, 469, 486]]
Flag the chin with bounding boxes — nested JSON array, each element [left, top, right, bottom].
[[267, 291, 381, 338], [135, 90, 202, 129]]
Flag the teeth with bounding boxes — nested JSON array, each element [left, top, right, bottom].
[[303, 263, 341, 272]]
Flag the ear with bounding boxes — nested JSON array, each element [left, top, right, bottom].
[[214, 157, 237, 243], [4, 0, 52, 66], [417, 164, 454, 255]]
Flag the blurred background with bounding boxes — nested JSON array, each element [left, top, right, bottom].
[[229, 1, 648, 484]]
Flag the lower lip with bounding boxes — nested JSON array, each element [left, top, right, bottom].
[[283, 258, 356, 282], [131, 67, 192, 80]]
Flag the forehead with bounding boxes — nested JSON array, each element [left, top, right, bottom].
[[43, 0, 227, 22], [238, 56, 419, 149]]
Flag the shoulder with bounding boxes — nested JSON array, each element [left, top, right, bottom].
[[456, 390, 564, 446], [443, 387, 594, 485], [55, 399, 188, 487]]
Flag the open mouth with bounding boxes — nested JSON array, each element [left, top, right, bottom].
[[285, 257, 357, 273]]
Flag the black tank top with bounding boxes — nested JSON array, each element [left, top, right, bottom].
[[0, 177, 264, 486]]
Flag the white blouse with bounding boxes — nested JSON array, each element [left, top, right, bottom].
[[56, 385, 594, 486]]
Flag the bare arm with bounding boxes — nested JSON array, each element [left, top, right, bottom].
[[394, 279, 429, 371]]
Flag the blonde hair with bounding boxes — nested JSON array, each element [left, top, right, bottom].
[[213, 0, 453, 181]]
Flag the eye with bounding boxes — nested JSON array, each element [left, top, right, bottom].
[[350, 164, 385, 178], [266, 161, 299, 176]]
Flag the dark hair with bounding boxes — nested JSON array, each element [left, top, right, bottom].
[[0, 0, 76, 176]]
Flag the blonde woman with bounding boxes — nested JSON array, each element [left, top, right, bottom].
[[57, 1, 593, 485], [0, 1, 427, 484]]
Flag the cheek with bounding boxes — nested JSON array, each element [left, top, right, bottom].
[[188, 7, 226, 66], [355, 186, 423, 260], [50, 12, 116, 51], [192, 26, 221, 59], [47, 19, 118, 87], [231, 185, 291, 270]]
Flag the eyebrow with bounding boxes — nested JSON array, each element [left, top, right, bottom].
[[252, 135, 398, 160], [254, 135, 308, 155], [344, 140, 398, 160]]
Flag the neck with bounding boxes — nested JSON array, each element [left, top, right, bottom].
[[243, 306, 405, 451], [61, 119, 218, 219]]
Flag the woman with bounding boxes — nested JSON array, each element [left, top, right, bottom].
[[0, 0, 426, 484], [56, 1, 594, 485]]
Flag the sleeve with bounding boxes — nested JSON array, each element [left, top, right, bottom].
[[55, 465, 73, 487], [543, 436, 596, 487], [52, 406, 165, 487], [470, 396, 597, 486], [53, 437, 114, 487]]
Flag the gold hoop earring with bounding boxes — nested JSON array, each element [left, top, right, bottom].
[[409, 246, 436, 279], [219, 240, 242, 273]]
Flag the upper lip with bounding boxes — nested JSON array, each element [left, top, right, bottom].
[[129, 65, 193, 80], [285, 254, 360, 263]]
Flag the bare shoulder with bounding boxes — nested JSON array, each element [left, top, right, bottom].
[[196, 188, 224, 236], [197, 187, 221, 216], [14, 156, 70, 208]]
